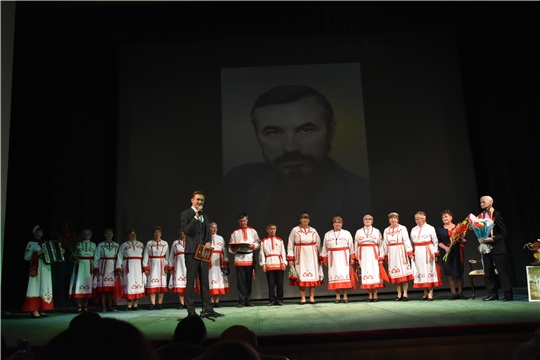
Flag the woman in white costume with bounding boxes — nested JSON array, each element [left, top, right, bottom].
[[208, 222, 230, 307], [410, 211, 442, 300], [168, 229, 188, 309], [21, 226, 56, 318], [354, 215, 385, 302], [115, 229, 145, 310], [93, 228, 119, 312], [321, 216, 355, 303], [381, 213, 414, 301], [69, 229, 97, 312], [142, 226, 169, 310], [287, 212, 323, 305]]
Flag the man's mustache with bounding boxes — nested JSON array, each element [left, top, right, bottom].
[[272, 152, 316, 167]]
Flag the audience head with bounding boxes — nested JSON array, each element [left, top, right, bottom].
[[203, 340, 260, 360], [219, 325, 258, 349], [40, 317, 155, 360], [68, 311, 102, 333], [173, 315, 207, 345]]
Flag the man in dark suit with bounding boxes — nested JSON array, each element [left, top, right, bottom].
[[180, 191, 224, 318], [478, 195, 513, 302]]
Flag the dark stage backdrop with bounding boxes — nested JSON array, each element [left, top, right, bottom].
[[116, 32, 477, 301], [2, 2, 538, 310]]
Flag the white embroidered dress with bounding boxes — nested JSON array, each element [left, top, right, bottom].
[[115, 240, 145, 300], [411, 223, 442, 288], [286, 226, 324, 287], [321, 229, 354, 290], [209, 234, 230, 295], [381, 225, 414, 283], [168, 238, 187, 293], [142, 240, 170, 293], [93, 241, 119, 292], [354, 226, 386, 289]]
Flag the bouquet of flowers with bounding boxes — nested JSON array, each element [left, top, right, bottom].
[[52, 222, 80, 264], [288, 265, 298, 282], [467, 214, 495, 255], [443, 218, 470, 262], [524, 240, 540, 261]]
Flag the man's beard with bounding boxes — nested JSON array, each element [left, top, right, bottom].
[[270, 152, 319, 179]]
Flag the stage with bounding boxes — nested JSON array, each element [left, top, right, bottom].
[[2, 287, 539, 359]]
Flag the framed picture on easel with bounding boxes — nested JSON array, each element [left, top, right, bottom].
[[526, 266, 540, 301]]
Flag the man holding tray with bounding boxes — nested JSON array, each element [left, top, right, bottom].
[[229, 213, 261, 308], [180, 191, 224, 318]]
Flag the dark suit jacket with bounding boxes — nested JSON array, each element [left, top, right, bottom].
[[487, 209, 508, 255], [180, 207, 211, 254]]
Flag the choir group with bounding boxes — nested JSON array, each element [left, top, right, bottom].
[[22, 208, 469, 318]]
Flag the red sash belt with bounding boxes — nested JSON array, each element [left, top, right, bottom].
[[415, 241, 434, 261], [387, 243, 408, 264], [79, 256, 94, 274], [266, 253, 283, 263], [359, 243, 377, 261], [124, 256, 142, 274], [295, 242, 316, 265], [328, 247, 348, 267], [149, 255, 166, 277], [99, 257, 116, 275], [210, 250, 223, 269]]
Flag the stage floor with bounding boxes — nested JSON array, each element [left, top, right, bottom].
[[2, 287, 538, 353]]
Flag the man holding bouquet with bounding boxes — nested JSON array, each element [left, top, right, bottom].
[[478, 195, 513, 301]]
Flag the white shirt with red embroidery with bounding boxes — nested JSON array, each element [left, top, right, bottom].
[[259, 236, 286, 271], [228, 226, 260, 267]]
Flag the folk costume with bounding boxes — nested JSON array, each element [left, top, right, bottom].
[[259, 235, 287, 304], [69, 240, 97, 299], [354, 226, 386, 289], [286, 226, 324, 287], [115, 240, 145, 300], [229, 226, 260, 305], [410, 223, 442, 288], [21, 239, 54, 313], [381, 225, 414, 284], [93, 241, 120, 292], [321, 229, 355, 290], [142, 239, 170, 293], [168, 238, 188, 294], [209, 233, 230, 295]]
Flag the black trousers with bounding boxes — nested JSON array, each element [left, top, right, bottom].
[[236, 265, 254, 304], [185, 254, 212, 313], [265, 270, 284, 303], [483, 252, 513, 299]]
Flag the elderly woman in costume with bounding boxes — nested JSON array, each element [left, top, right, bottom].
[[287, 212, 323, 304], [354, 215, 385, 302], [436, 209, 467, 299], [208, 222, 230, 307], [410, 211, 442, 301], [22, 226, 56, 318], [168, 229, 188, 309], [93, 228, 120, 312], [321, 216, 355, 303], [143, 226, 170, 310], [115, 229, 145, 310], [69, 229, 97, 312], [381, 212, 414, 301]]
